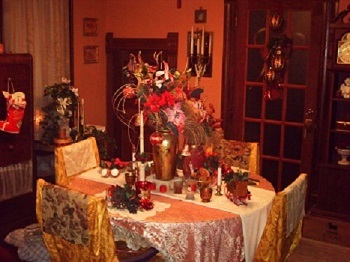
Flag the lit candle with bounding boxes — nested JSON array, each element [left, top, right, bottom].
[[190, 26, 194, 55], [140, 110, 144, 154], [217, 166, 222, 185], [201, 27, 205, 55], [208, 33, 212, 56]]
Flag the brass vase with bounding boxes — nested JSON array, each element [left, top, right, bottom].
[[152, 129, 178, 181]]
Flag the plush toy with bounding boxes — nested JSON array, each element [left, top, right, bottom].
[[0, 90, 26, 134]]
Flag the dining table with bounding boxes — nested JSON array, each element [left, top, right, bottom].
[[67, 167, 275, 262]]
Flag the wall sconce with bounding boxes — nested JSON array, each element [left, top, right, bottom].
[[187, 27, 213, 86]]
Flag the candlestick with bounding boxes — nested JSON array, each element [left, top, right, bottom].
[[190, 26, 194, 55], [215, 185, 223, 196], [140, 110, 144, 154]]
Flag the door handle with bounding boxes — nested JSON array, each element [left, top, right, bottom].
[[304, 109, 315, 138]]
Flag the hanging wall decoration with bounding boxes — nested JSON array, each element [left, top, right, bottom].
[[262, 10, 293, 101]]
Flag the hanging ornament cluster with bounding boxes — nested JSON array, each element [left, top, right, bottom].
[[263, 11, 293, 101]]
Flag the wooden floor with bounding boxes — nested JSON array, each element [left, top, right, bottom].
[[2, 236, 350, 261], [287, 237, 350, 262]]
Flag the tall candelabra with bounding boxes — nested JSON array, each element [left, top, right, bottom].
[[188, 27, 213, 87]]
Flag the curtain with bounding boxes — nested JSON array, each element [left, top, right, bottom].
[[2, 0, 70, 111]]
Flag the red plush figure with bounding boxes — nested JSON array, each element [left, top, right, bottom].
[[0, 90, 26, 134]]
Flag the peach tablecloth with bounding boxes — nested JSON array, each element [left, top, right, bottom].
[[68, 170, 275, 262]]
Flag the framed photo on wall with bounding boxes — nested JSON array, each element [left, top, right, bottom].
[[84, 46, 99, 64], [195, 9, 207, 23], [83, 18, 98, 36]]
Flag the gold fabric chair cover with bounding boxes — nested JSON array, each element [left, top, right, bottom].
[[36, 178, 117, 262], [214, 139, 260, 174], [55, 137, 100, 186], [254, 173, 307, 262]]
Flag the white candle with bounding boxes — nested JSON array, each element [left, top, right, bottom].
[[190, 26, 194, 55], [196, 38, 200, 55], [139, 162, 145, 181], [217, 166, 222, 185], [77, 100, 80, 133], [80, 98, 85, 127], [140, 110, 144, 154], [201, 27, 205, 55], [132, 146, 136, 169], [208, 33, 212, 56]]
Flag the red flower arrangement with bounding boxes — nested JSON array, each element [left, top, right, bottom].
[[112, 52, 222, 149]]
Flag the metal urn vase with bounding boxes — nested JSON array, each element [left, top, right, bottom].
[[151, 129, 178, 181]]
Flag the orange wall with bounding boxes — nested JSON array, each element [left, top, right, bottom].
[[73, 0, 224, 127], [73, 0, 349, 127]]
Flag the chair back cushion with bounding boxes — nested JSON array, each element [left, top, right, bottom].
[[55, 137, 100, 186], [214, 139, 259, 174], [41, 183, 89, 245], [284, 173, 307, 236], [254, 173, 307, 262], [36, 179, 116, 262]]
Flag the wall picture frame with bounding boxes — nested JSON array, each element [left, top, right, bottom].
[[83, 18, 98, 36], [195, 9, 207, 23], [84, 46, 99, 64]]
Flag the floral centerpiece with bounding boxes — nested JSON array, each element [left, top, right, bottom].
[[113, 52, 222, 180], [113, 52, 221, 149], [40, 77, 79, 144]]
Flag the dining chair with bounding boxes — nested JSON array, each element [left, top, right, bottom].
[[36, 179, 159, 262], [253, 173, 308, 262], [214, 139, 260, 175], [55, 137, 100, 186], [36, 178, 116, 261]]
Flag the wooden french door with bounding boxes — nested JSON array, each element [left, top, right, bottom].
[[222, 0, 328, 193]]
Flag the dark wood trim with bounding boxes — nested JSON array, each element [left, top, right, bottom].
[[69, 0, 74, 83], [0, 0, 3, 43], [222, 0, 244, 140]]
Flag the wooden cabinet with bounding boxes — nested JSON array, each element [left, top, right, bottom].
[[314, 6, 350, 221], [0, 54, 35, 239]]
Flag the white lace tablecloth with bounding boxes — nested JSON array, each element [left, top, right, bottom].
[[75, 169, 275, 262]]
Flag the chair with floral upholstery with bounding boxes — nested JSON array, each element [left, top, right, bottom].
[[36, 179, 159, 262], [55, 137, 100, 186], [214, 139, 260, 175], [36, 178, 116, 261], [254, 173, 308, 262]]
